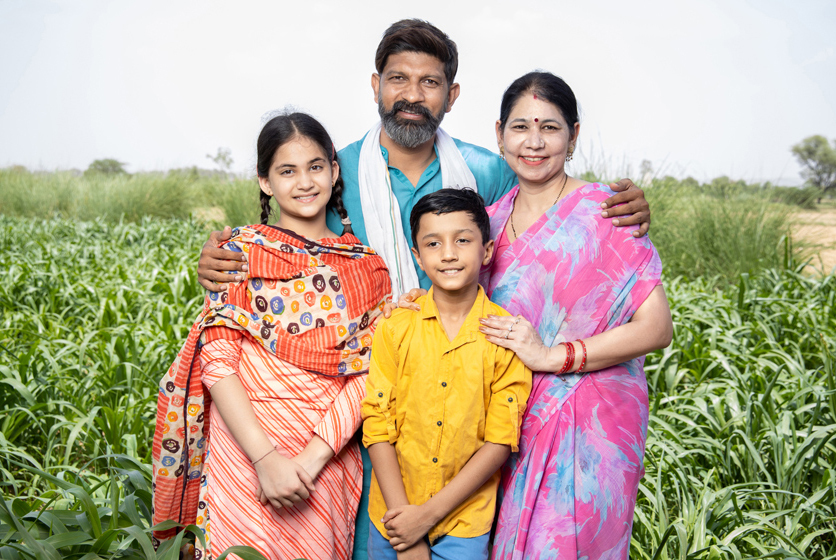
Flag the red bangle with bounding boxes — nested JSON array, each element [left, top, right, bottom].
[[576, 339, 587, 372], [558, 341, 574, 375]]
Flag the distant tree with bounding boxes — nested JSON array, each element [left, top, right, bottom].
[[206, 147, 233, 174], [681, 177, 700, 189], [85, 158, 128, 176], [791, 135, 836, 203]]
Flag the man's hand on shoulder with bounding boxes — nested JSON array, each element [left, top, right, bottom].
[[197, 226, 249, 292], [601, 179, 651, 238]]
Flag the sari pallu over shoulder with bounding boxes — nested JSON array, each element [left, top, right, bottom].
[[481, 183, 662, 346], [151, 225, 391, 547]]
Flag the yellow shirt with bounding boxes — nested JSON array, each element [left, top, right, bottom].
[[362, 287, 531, 542]]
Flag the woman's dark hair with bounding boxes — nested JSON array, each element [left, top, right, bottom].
[[498, 72, 579, 140], [256, 112, 352, 233], [375, 19, 458, 85], [409, 188, 490, 247]]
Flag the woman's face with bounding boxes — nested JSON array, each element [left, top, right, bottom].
[[496, 94, 579, 187], [258, 136, 338, 225]]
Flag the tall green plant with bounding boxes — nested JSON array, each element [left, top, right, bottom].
[[645, 179, 796, 283], [0, 168, 260, 226], [1, 216, 833, 558]]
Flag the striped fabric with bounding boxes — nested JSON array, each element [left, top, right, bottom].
[[151, 225, 391, 555], [200, 337, 365, 559]]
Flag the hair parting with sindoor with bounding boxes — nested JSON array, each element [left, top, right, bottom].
[[498, 71, 579, 141], [256, 112, 352, 234]]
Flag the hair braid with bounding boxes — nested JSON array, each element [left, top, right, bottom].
[[259, 190, 273, 225], [329, 174, 353, 235]]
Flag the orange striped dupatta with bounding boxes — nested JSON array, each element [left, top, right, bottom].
[[151, 225, 391, 547]]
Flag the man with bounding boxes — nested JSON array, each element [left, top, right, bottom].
[[195, 19, 651, 560]]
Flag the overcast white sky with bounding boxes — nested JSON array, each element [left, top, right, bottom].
[[1, 0, 834, 184]]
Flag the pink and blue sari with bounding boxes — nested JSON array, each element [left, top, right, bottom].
[[481, 184, 662, 559]]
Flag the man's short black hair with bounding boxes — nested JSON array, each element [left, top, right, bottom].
[[410, 188, 491, 247], [375, 19, 458, 85]]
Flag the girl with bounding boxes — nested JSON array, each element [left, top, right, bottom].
[[152, 113, 391, 560]]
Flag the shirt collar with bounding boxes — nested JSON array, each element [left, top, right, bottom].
[[420, 285, 488, 325], [380, 141, 440, 166]]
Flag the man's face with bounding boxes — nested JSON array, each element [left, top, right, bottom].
[[372, 51, 460, 149]]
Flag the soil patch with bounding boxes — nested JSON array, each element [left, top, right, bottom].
[[792, 206, 836, 274]]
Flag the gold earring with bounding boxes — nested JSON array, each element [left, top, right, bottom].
[[499, 146, 505, 160], [566, 144, 575, 162]]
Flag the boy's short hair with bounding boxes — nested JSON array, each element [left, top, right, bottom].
[[410, 189, 491, 247], [375, 19, 458, 85]]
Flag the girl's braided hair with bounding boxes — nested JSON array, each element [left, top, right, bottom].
[[256, 112, 352, 234]]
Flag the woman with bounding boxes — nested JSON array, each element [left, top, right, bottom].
[[477, 72, 672, 558], [152, 113, 391, 560]]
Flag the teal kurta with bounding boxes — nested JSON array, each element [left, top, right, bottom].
[[328, 135, 517, 290]]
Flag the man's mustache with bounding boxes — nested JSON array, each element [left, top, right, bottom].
[[387, 100, 434, 121]]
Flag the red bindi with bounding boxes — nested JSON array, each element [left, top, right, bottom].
[[534, 118, 539, 122]]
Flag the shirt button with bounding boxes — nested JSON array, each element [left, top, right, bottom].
[[432, 457, 438, 463], [437, 421, 442, 426], [378, 392, 383, 397], [508, 397, 514, 402], [441, 382, 447, 387]]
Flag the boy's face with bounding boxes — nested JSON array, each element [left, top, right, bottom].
[[411, 210, 494, 296]]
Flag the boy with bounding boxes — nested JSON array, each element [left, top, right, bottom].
[[361, 189, 531, 560]]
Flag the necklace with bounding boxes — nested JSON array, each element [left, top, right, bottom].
[[510, 173, 569, 240]]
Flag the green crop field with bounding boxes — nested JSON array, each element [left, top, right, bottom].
[[0, 171, 834, 559]]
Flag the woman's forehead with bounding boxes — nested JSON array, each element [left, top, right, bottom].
[[508, 95, 566, 121]]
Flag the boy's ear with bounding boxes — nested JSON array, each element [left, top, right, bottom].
[[482, 239, 495, 266], [411, 247, 426, 272]]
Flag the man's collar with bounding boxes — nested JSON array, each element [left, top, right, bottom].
[[379, 139, 440, 166]]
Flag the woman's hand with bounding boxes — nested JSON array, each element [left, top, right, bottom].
[[479, 314, 555, 372], [602, 179, 650, 238], [254, 451, 316, 510], [382, 288, 427, 318], [197, 226, 249, 292]]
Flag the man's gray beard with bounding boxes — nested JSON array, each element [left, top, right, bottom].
[[378, 98, 445, 149]]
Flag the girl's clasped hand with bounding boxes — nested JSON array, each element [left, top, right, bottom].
[[253, 449, 316, 509]]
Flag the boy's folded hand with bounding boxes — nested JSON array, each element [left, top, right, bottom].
[[382, 504, 436, 550], [396, 541, 431, 560]]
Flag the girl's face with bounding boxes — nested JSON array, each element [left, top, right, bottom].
[[496, 94, 579, 188], [258, 136, 339, 228]]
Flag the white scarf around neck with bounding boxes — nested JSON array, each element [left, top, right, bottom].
[[358, 122, 477, 298]]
